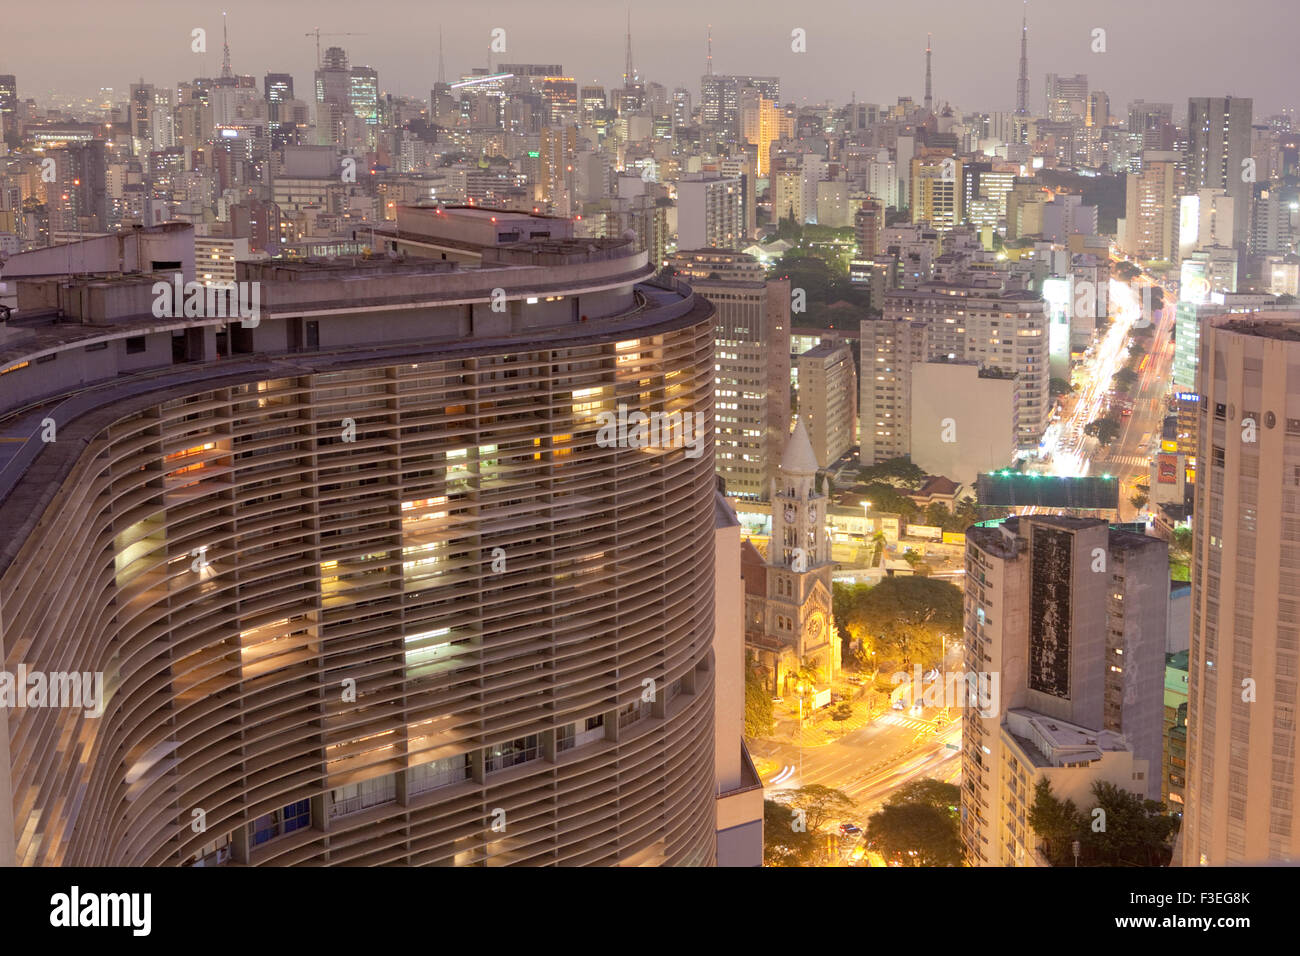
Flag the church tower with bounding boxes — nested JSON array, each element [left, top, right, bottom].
[[766, 419, 838, 689]]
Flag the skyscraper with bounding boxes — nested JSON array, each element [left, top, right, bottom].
[[315, 46, 352, 145], [0, 211, 739, 867], [668, 249, 790, 499], [1119, 150, 1183, 262], [676, 171, 745, 249], [0, 74, 17, 123], [700, 74, 779, 134], [1045, 73, 1088, 122], [1183, 310, 1300, 865], [962, 516, 1169, 866], [1187, 96, 1254, 247], [796, 342, 857, 468], [910, 149, 963, 231]]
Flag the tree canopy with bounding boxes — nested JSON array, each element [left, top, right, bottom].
[[1085, 415, 1122, 446], [854, 576, 962, 672], [744, 661, 774, 738], [764, 786, 856, 866], [866, 778, 962, 866], [1028, 778, 1178, 866], [857, 457, 926, 488]]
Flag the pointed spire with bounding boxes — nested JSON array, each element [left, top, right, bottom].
[[924, 34, 933, 112], [781, 419, 819, 476], [624, 9, 635, 86], [221, 10, 233, 80], [706, 24, 713, 77], [1016, 1, 1030, 116]]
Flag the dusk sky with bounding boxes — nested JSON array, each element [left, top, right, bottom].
[[4, 0, 1297, 115]]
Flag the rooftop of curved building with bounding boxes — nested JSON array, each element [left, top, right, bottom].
[[0, 223, 712, 549]]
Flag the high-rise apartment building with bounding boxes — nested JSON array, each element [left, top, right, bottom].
[[1183, 310, 1300, 865], [740, 89, 779, 177], [669, 249, 790, 499], [349, 66, 380, 147], [796, 342, 857, 468], [0, 210, 755, 867], [911, 150, 963, 231], [129, 81, 155, 152], [880, 283, 1050, 449], [700, 75, 779, 133], [1119, 150, 1183, 262], [676, 172, 744, 249], [1187, 96, 1253, 247], [858, 317, 927, 463], [538, 124, 579, 215], [1250, 185, 1297, 256], [0, 74, 16, 122], [962, 517, 1169, 866], [1045, 73, 1088, 123], [854, 198, 884, 257], [315, 46, 352, 145], [1129, 100, 1174, 150]]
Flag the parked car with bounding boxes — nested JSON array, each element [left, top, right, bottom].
[[892, 699, 905, 711], [838, 823, 862, 836]]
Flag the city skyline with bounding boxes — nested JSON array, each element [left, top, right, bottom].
[[5, 0, 1298, 116]]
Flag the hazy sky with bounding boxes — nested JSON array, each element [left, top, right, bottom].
[[4, 0, 1296, 116]]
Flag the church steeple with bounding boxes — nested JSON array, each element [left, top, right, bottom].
[[771, 418, 828, 571]]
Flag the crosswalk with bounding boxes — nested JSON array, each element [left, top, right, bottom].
[[878, 712, 934, 732], [1101, 454, 1152, 467]]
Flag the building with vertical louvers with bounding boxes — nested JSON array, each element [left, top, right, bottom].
[[0, 209, 754, 867]]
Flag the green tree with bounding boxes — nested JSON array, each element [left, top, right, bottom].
[[1080, 781, 1178, 866], [775, 215, 803, 243], [1131, 492, 1149, 510], [833, 582, 875, 660], [764, 798, 817, 866], [857, 457, 926, 488], [923, 502, 950, 528], [1172, 526, 1193, 552], [889, 778, 961, 810], [744, 661, 774, 737], [1116, 261, 1142, 281], [1050, 377, 1075, 397], [856, 482, 919, 519], [857, 576, 961, 671], [867, 779, 962, 866], [788, 784, 856, 836], [1027, 778, 1087, 866], [1085, 416, 1122, 446]]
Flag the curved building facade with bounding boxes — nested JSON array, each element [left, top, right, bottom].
[[0, 215, 723, 866]]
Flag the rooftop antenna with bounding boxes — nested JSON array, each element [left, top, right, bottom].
[[707, 24, 713, 76], [438, 26, 445, 85], [624, 10, 635, 85], [221, 10, 233, 80], [924, 34, 933, 112], [1016, 1, 1030, 116]]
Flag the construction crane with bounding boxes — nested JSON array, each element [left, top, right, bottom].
[[306, 29, 367, 68]]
